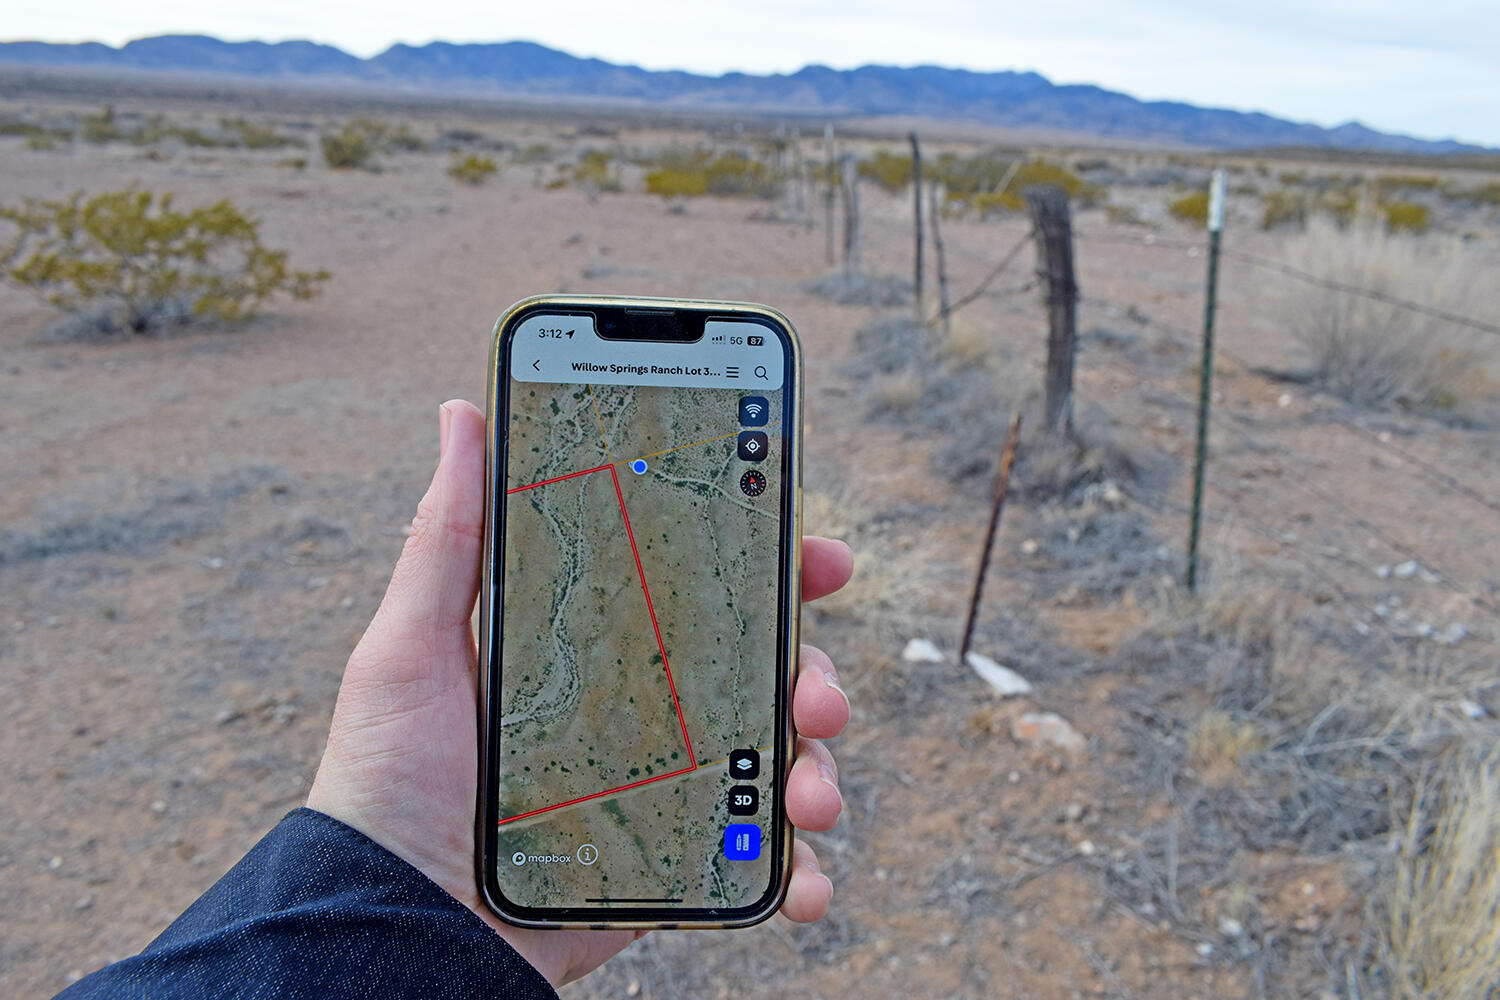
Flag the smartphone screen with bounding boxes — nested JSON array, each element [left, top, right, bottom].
[[480, 301, 800, 924]]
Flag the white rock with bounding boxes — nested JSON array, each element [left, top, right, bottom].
[[902, 638, 945, 663], [1077, 839, 1096, 857], [964, 653, 1033, 697], [1020, 538, 1042, 555], [1375, 565, 1392, 579], [1218, 917, 1244, 937], [1012, 712, 1087, 759], [1393, 560, 1419, 580], [1100, 480, 1126, 507], [1277, 392, 1293, 408], [1195, 941, 1215, 958], [1428, 626, 1464, 650], [1461, 699, 1488, 720]]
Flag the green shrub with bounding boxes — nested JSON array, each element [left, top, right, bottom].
[[132, 114, 226, 148], [321, 122, 377, 170], [384, 123, 425, 152], [0, 120, 46, 137], [572, 149, 621, 191], [277, 156, 308, 171], [1261, 190, 1309, 230], [448, 153, 499, 186], [222, 117, 302, 150], [645, 168, 708, 198], [80, 107, 121, 144], [858, 151, 913, 193], [1383, 201, 1429, 234], [1168, 191, 1209, 226], [933, 155, 1103, 216], [1318, 187, 1359, 227], [1444, 181, 1500, 207], [25, 133, 61, 152], [0, 189, 328, 334]]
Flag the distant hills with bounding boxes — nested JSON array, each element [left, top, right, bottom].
[[0, 34, 1486, 155]]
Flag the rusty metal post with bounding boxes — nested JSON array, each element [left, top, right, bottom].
[[959, 412, 1024, 664]]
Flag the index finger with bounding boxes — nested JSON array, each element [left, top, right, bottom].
[[802, 536, 853, 603]]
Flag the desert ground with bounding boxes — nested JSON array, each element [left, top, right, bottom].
[[3, 76, 1500, 999]]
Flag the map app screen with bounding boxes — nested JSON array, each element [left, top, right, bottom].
[[488, 308, 795, 916]]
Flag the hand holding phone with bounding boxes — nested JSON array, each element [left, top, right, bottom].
[[478, 296, 818, 928]]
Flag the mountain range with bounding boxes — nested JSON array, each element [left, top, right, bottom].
[[0, 34, 1485, 155]]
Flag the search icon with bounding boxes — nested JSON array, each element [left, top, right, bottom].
[[754, 365, 769, 379]]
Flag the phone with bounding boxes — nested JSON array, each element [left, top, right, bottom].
[[476, 295, 804, 929]]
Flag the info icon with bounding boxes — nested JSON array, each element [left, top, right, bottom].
[[737, 431, 769, 462], [729, 749, 760, 779], [738, 395, 770, 427]]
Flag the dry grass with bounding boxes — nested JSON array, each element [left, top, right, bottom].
[[1187, 709, 1271, 786], [1381, 744, 1500, 999], [1280, 219, 1497, 413]]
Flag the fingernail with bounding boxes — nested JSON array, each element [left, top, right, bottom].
[[821, 664, 851, 714], [817, 758, 843, 810], [438, 404, 452, 461]]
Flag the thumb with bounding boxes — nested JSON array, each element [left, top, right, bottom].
[[366, 399, 488, 659]]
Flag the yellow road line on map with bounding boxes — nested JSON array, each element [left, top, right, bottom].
[[585, 384, 615, 463]]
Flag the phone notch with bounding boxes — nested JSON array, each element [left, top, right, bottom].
[[594, 307, 706, 343]]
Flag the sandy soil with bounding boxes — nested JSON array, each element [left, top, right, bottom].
[[3, 86, 1500, 999]]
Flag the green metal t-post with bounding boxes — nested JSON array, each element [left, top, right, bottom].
[[1186, 169, 1225, 592]]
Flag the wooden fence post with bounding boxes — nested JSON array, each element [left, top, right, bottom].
[[841, 153, 860, 274], [929, 180, 950, 335], [910, 132, 923, 312], [1026, 185, 1078, 437], [823, 124, 836, 265]]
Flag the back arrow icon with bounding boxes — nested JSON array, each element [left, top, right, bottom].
[[532, 359, 541, 371]]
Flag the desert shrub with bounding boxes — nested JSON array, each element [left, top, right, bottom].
[[277, 156, 308, 171], [1260, 189, 1309, 230], [1444, 181, 1500, 206], [644, 168, 708, 198], [26, 133, 63, 151], [1379, 743, 1500, 1000], [1168, 191, 1209, 226], [0, 189, 328, 334], [321, 122, 377, 170], [448, 153, 498, 185], [514, 143, 554, 164], [384, 123, 425, 152], [569, 150, 622, 192], [132, 114, 226, 148], [641, 149, 778, 199], [1317, 186, 1359, 227], [806, 271, 911, 307], [936, 155, 1103, 216], [1377, 173, 1442, 197], [1382, 201, 1429, 234], [0, 120, 46, 137], [858, 151, 913, 193], [80, 107, 121, 144], [222, 117, 302, 150], [1278, 220, 1491, 410], [1104, 203, 1147, 226]]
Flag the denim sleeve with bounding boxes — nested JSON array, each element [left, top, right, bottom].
[[56, 808, 558, 1000]]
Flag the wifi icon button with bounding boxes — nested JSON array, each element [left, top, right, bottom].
[[738, 395, 770, 427]]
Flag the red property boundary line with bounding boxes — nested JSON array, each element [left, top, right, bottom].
[[499, 464, 698, 825]]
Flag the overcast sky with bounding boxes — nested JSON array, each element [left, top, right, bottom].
[[7, 1, 1498, 146]]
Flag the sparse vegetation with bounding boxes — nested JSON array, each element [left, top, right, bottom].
[[1261, 189, 1309, 230], [1382, 200, 1430, 234], [320, 122, 378, 170], [0, 189, 328, 335], [572, 150, 622, 193], [221, 117, 302, 150], [1380, 744, 1500, 1000], [1279, 220, 1491, 410], [447, 153, 498, 186], [1168, 191, 1209, 226], [858, 151, 914, 193], [934, 155, 1104, 217], [642, 148, 780, 200]]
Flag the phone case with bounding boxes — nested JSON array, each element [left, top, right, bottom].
[[475, 294, 804, 929]]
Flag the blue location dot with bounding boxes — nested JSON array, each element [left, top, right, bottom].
[[630, 459, 648, 475]]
